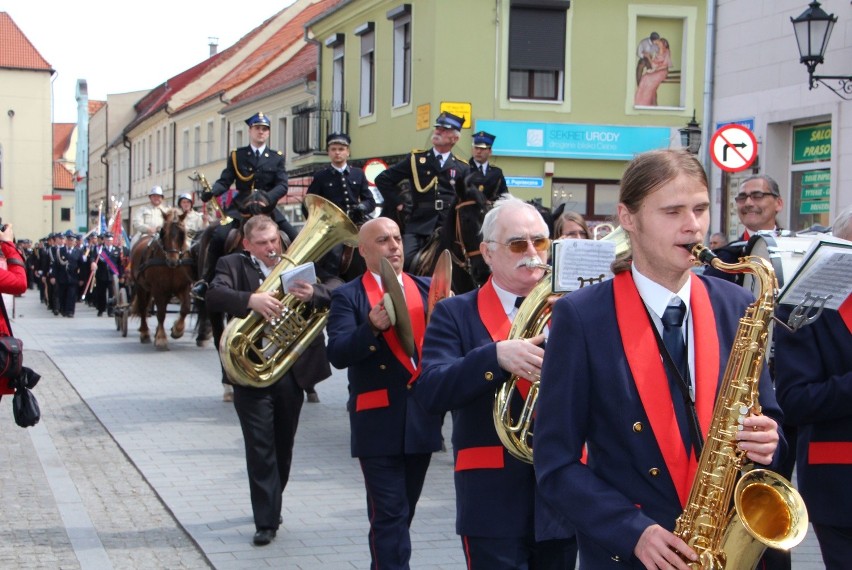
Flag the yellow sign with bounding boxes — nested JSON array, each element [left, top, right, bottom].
[[440, 102, 472, 129], [416, 104, 431, 131]]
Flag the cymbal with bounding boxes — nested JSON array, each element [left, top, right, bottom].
[[380, 257, 415, 357], [427, 249, 453, 322]]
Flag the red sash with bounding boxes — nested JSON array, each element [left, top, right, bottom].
[[839, 295, 852, 335], [477, 278, 531, 399], [613, 272, 719, 507], [361, 272, 426, 384]]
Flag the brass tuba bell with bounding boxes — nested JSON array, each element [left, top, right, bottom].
[[219, 195, 358, 388]]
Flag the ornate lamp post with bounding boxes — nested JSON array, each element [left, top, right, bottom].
[[791, 1, 852, 99]]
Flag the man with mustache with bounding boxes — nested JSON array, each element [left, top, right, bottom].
[[417, 196, 577, 569], [704, 174, 783, 283]]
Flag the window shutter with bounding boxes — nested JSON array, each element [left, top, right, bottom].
[[509, 7, 567, 71]]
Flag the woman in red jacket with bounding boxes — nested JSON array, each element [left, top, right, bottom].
[[0, 223, 30, 396]]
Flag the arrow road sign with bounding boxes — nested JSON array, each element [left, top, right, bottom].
[[710, 124, 758, 173]]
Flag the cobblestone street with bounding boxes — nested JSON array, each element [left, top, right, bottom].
[[0, 291, 825, 569]]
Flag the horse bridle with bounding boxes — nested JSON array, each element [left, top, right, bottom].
[[453, 199, 484, 273]]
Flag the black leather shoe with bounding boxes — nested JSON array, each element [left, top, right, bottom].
[[191, 281, 208, 301], [253, 529, 276, 546]]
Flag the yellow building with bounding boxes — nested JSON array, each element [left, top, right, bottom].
[[306, 0, 707, 224]]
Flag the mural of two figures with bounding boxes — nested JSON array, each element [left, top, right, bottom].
[[634, 30, 672, 107]]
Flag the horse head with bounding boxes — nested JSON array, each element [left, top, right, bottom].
[[160, 208, 188, 267], [446, 174, 492, 287]]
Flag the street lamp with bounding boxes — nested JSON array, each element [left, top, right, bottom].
[[791, 1, 852, 99], [679, 111, 702, 155]]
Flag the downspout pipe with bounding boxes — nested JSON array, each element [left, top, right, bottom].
[[701, 1, 718, 231]]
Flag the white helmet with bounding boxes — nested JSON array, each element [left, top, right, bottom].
[[149, 186, 164, 197], [177, 193, 193, 204]]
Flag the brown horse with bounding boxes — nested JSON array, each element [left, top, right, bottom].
[[129, 209, 194, 350]]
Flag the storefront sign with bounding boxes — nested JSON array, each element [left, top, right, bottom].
[[799, 168, 831, 214], [505, 177, 544, 188], [793, 123, 832, 164], [476, 120, 671, 160]]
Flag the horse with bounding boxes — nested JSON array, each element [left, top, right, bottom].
[[410, 174, 492, 293], [129, 209, 195, 350]]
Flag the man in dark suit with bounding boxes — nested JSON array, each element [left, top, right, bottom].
[[467, 131, 508, 204], [326, 217, 443, 570], [774, 207, 852, 570], [307, 132, 375, 224], [90, 232, 121, 316], [417, 196, 576, 569], [53, 230, 83, 318], [375, 111, 470, 271], [205, 214, 341, 547], [534, 150, 786, 569], [196, 112, 296, 298]]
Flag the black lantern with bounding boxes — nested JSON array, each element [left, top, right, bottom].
[[791, 1, 852, 99], [679, 111, 702, 155]]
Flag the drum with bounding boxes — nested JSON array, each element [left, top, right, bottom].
[[741, 233, 819, 296]]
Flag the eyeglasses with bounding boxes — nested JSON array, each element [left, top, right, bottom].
[[560, 231, 589, 239], [488, 237, 551, 253], [734, 191, 779, 204]]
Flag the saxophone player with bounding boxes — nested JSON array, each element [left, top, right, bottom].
[[417, 196, 577, 569], [534, 150, 787, 569], [205, 215, 342, 546]]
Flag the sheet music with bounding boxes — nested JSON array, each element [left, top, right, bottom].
[[551, 239, 616, 293], [778, 239, 852, 310], [280, 261, 317, 292]]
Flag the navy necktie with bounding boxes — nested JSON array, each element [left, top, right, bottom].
[[662, 301, 687, 378], [662, 300, 691, 450], [514, 296, 526, 309]]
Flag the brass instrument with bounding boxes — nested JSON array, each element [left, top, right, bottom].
[[674, 243, 808, 569], [219, 195, 358, 387], [494, 226, 630, 463], [427, 249, 453, 322], [379, 257, 415, 357], [190, 171, 233, 225]]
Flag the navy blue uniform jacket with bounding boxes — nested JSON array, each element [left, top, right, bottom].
[[417, 288, 573, 541], [534, 275, 786, 567], [326, 275, 443, 458], [307, 165, 375, 218], [775, 305, 852, 527]]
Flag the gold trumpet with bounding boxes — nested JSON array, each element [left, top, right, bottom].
[[190, 171, 233, 225], [494, 225, 629, 463]]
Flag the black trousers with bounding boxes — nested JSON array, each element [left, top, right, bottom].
[[813, 523, 852, 570], [462, 535, 578, 570], [232, 374, 304, 531], [359, 453, 432, 570], [94, 279, 111, 313]]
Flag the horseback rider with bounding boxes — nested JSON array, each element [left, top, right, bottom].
[[177, 192, 207, 248], [132, 186, 170, 248], [194, 112, 297, 299], [375, 111, 470, 272]]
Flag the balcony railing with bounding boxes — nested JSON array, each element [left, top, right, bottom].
[[292, 101, 349, 155]]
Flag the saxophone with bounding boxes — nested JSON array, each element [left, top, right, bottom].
[[674, 244, 808, 569]]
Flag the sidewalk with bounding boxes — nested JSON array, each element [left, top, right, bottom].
[[1, 290, 825, 569]]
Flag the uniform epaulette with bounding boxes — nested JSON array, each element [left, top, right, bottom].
[[412, 148, 428, 154]]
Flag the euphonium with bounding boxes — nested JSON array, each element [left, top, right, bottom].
[[219, 195, 358, 388], [674, 244, 808, 569], [494, 224, 630, 463]]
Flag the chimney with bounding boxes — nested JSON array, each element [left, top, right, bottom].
[[208, 37, 219, 57]]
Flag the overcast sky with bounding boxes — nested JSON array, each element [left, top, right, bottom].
[[4, 0, 297, 123]]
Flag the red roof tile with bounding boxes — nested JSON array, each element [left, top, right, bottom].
[[0, 12, 53, 71], [178, 0, 338, 112], [53, 123, 75, 161], [53, 162, 74, 191], [89, 100, 106, 116], [230, 44, 318, 105]]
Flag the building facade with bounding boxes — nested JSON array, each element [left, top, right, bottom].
[[714, 0, 850, 238], [307, 0, 709, 226]]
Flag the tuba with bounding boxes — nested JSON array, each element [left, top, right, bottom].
[[494, 225, 629, 463], [674, 244, 808, 569], [219, 195, 358, 388]]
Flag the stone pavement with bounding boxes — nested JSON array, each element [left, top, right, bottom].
[[1, 291, 827, 569]]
